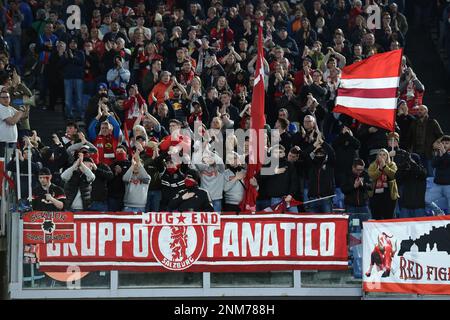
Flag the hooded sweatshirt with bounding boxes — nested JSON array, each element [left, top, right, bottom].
[[223, 167, 246, 205], [122, 165, 151, 208], [193, 152, 225, 201]]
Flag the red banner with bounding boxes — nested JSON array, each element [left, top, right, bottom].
[[33, 212, 349, 272], [23, 211, 75, 244]]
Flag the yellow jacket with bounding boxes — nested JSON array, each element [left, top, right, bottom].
[[368, 161, 399, 200]]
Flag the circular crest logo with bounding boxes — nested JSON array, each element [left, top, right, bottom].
[[151, 225, 205, 271]]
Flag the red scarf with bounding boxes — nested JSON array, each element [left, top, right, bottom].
[[375, 172, 388, 190]]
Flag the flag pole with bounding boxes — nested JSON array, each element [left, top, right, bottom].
[[15, 148, 21, 201], [27, 143, 32, 203], [301, 194, 336, 206]]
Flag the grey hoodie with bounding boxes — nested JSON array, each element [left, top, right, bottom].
[[223, 168, 246, 205], [192, 152, 225, 201], [122, 165, 151, 208]]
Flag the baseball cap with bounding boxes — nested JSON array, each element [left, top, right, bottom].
[[98, 82, 108, 90], [79, 145, 96, 153]]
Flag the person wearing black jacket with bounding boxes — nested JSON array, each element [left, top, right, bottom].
[[426, 136, 450, 214], [357, 124, 396, 165], [83, 41, 102, 110], [58, 38, 86, 121], [84, 84, 113, 126], [396, 100, 415, 151], [304, 138, 336, 213], [6, 146, 40, 200], [40, 134, 69, 186], [341, 159, 371, 215], [204, 87, 220, 119], [46, 41, 65, 111], [273, 27, 300, 64], [107, 145, 131, 212], [141, 145, 165, 212], [275, 118, 293, 153], [32, 167, 65, 211], [332, 125, 361, 208], [88, 151, 114, 212], [287, 146, 306, 211], [260, 144, 299, 213], [61, 155, 96, 211], [167, 169, 214, 212], [333, 125, 361, 187], [396, 153, 427, 218], [160, 157, 188, 211]]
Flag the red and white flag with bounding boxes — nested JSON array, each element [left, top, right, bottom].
[[262, 197, 303, 213], [240, 19, 266, 212], [334, 49, 403, 131]]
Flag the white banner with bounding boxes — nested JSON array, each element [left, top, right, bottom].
[[363, 216, 450, 295]]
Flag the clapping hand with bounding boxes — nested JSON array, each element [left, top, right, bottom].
[[182, 192, 195, 200], [274, 166, 287, 174]]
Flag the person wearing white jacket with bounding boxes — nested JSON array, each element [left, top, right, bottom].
[[122, 152, 151, 212]]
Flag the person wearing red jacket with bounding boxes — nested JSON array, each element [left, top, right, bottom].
[[88, 107, 122, 166], [177, 60, 195, 86], [123, 84, 147, 131], [399, 66, 425, 115], [159, 119, 191, 156], [210, 17, 234, 51]]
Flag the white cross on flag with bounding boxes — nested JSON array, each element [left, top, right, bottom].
[[334, 49, 403, 131]]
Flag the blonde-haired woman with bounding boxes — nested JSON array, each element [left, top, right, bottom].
[[368, 149, 399, 220]]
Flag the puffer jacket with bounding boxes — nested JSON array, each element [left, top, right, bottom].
[[368, 161, 399, 200]]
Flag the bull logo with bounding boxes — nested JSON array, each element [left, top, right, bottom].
[[366, 232, 398, 278]]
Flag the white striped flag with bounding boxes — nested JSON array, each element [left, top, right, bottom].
[[333, 49, 403, 131], [240, 19, 266, 212]]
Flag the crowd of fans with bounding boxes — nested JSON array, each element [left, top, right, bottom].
[[0, 0, 449, 220]]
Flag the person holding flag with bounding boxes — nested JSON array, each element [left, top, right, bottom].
[[239, 18, 267, 212], [334, 49, 403, 133]]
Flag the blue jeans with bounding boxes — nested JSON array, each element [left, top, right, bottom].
[[398, 208, 426, 218], [334, 188, 344, 209], [212, 199, 222, 212], [145, 190, 161, 212], [271, 197, 298, 213], [256, 199, 271, 212], [64, 79, 84, 119], [5, 34, 21, 67], [123, 206, 146, 213], [418, 153, 434, 177], [107, 198, 123, 212], [83, 80, 97, 112], [425, 183, 450, 214], [88, 201, 108, 212], [306, 198, 333, 213], [345, 205, 370, 215]]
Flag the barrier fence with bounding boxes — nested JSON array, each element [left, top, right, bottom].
[[2, 143, 450, 299]]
